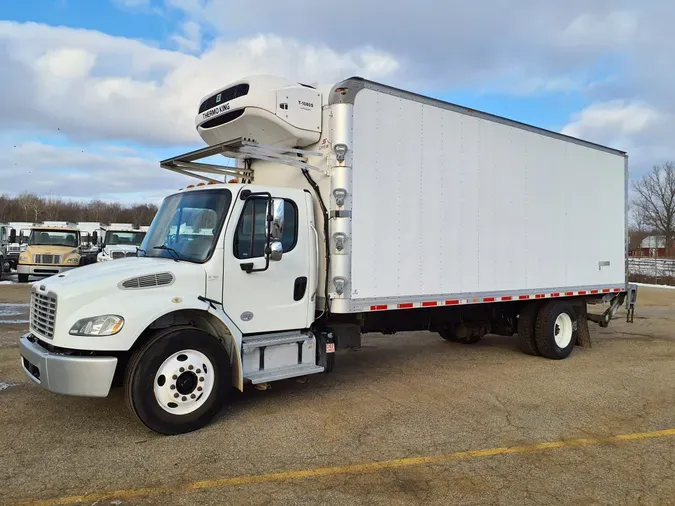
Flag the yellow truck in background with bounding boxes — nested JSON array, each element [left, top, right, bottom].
[[17, 224, 86, 283]]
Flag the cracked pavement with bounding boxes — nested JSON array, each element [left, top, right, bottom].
[[0, 284, 674, 505]]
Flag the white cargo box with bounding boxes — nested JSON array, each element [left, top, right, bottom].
[[336, 80, 626, 310]]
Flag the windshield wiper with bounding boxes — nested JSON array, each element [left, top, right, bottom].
[[153, 245, 182, 261]]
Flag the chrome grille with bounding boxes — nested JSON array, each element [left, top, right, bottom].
[[121, 272, 174, 289], [125, 251, 137, 258], [8, 245, 21, 253], [30, 292, 57, 339], [111, 251, 125, 259], [34, 254, 60, 265]]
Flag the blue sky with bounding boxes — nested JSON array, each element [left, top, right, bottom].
[[0, 1, 672, 204]]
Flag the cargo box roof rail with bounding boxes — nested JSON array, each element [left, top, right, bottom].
[[160, 137, 327, 183]]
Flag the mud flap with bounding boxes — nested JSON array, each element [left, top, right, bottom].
[[316, 332, 335, 373], [574, 302, 592, 348]]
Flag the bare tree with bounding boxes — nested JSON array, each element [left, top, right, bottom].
[[632, 162, 675, 257]]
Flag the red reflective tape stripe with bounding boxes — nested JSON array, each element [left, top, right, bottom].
[[422, 301, 438, 307], [602, 289, 610, 293], [398, 303, 413, 309], [535, 294, 546, 299], [518, 295, 529, 300], [590, 290, 598, 294], [371, 305, 387, 311], [613, 288, 621, 292], [445, 300, 460, 305], [483, 297, 495, 303], [565, 291, 574, 296], [578, 291, 587, 295], [501, 296, 513, 301], [550, 292, 560, 297]]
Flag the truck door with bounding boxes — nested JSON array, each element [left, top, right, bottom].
[[221, 188, 315, 334]]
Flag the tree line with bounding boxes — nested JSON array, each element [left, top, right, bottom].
[[0, 192, 158, 228], [630, 161, 675, 255]]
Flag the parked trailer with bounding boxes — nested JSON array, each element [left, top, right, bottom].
[[19, 75, 637, 434]]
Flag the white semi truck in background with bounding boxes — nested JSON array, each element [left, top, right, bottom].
[[96, 224, 147, 262], [19, 75, 638, 434]]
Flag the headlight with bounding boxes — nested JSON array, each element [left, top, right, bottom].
[[66, 257, 80, 264], [19, 255, 29, 262], [69, 315, 124, 336]]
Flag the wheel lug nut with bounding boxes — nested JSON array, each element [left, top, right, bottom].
[[182, 396, 187, 401], [170, 385, 175, 390], [172, 375, 177, 380], [197, 387, 202, 392], [174, 393, 179, 398], [188, 365, 193, 370], [180, 367, 185, 372], [199, 377, 204, 382], [191, 394, 196, 399], [196, 369, 201, 374]]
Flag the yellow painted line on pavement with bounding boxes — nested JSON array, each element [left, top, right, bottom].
[[18, 428, 675, 506]]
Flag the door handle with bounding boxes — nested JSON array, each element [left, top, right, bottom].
[[294, 277, 308, 301]]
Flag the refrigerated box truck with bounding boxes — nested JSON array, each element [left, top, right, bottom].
[[19, 75, 637, 434]]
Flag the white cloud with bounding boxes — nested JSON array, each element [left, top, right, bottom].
[[0, 142, 188, 203], [172, 20, 202, 53], [0, 21, 400, 147], [562, 101, 663, 139]]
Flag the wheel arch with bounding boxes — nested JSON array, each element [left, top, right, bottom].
[[135, 308, 243, 392]]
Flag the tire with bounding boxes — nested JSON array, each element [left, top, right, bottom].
[[124, 326, 231, 435], [439, 324, 481, 344], [534, 301, 578, 360], [18, 273, 29, 283], [517, 302, 542, 356]]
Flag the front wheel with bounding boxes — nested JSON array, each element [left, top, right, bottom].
[[125, 327, 231, 435], [18, 273, 29, 283]]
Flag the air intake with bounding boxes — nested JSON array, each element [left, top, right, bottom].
[[120, 272, 174, 290]]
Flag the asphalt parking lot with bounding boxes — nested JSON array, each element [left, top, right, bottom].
[[1, 284, 674, 505]]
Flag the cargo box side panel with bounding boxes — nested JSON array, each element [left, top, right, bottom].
[[349, 88, 625, 303]]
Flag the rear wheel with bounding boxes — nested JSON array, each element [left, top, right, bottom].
[[125, 327, 231, 435], [517, 302, 542, 356], [534, 301, 578, 360]]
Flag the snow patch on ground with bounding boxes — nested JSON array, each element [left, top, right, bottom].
[[635, 282, 675, 290], [0, 303, 29, 324], [0, 382, 19, 392], [0, 280, 16, 284]]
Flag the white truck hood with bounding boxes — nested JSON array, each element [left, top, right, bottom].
[[33, 258, 209, 351]]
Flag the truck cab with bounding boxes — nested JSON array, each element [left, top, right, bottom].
[[96, 228, 147, 262], [17, 225, 84, 282], [0, 224, 12, 277]]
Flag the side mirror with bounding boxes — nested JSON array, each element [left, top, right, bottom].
[[9, 229, 16, 243], [267, 198, 284, 241], [92, 231, 98, 245], [269, 241, 283, 262]]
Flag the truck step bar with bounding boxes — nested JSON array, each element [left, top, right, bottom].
[[244, 364, 325, 385], [241, 331, 313, 353]]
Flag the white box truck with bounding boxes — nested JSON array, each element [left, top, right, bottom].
[[19, 75, 637, 434], [96, 224, 146, 262]]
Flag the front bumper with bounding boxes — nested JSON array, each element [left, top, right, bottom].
[[6, 252, 19, 269], [18, 264, 77, 276], [19, 333, 117, 397]]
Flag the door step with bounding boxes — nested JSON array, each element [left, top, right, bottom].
[[244, 364, 324, 385], [242, 331, 311, 353]]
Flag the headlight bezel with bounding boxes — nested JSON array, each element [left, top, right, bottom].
[[69, 315, 125, 336]]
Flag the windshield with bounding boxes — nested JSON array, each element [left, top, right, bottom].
[[105, 231, 146, 246], [140, 188, 232, 263], [28, 230, 79, 247]]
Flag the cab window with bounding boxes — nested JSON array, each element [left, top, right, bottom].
[[234, 198, 297, 259]]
